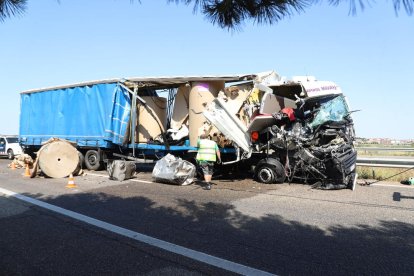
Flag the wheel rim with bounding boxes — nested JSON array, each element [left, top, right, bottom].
[[88, 154, 97, 166], [259, 167, 274, 183]]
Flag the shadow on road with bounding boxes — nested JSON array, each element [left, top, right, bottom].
[[1, 189, 413, 275], [393, 191, 414, 202]]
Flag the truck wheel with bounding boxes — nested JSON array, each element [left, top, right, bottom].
[[256, 165, 276, 184], [85, 150, 102, 170], [78, 151, 85, 168], [7, 149, 14, 160], [255, 158, 286, 184]]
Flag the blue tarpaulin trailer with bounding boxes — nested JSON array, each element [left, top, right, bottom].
[[19, 75, 253, 170], [19, 81, 139, 170], [20, 82, 131, 148]]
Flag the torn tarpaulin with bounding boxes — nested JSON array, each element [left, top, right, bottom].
[[152, 153, 196, 185]]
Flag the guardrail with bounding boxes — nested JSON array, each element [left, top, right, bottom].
[[356, 157, 414, 168], [356, 147, 414, 152], [355, 147, 414, 168]]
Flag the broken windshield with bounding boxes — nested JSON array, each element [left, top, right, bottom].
[[309, 95, 349, 129]]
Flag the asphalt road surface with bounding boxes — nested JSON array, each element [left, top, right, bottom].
[[1, 158, 414, 275]]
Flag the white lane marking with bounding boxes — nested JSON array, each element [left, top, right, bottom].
[[0, 187, 275, 276], [86, 172, 154, 184]]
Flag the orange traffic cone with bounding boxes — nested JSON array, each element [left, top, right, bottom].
[[10, 162, 16, 170], [24, 164, 31, 177], [66, 174, 77, 188]]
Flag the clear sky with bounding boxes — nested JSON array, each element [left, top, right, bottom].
[[1, 1, 413, 139]]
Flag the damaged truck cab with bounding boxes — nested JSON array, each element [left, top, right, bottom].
[[204, 74, 358, 189]]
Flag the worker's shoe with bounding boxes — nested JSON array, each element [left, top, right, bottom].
[[204, 182, 211, 190]]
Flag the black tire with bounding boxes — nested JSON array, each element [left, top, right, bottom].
[[72, 151, 85, 175], [78, 151, 85, 168], [7, 149, 14, 160], [255, 158, 286, 184], [84, 150, 102, 171]]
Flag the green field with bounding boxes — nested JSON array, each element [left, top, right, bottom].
[[356, 145, 414, 182], [356, 166, 413, 182]]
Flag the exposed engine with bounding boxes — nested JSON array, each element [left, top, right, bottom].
[[255, 95, 358, 190]]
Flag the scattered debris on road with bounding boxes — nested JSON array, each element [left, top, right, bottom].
[[29, 138, 82, 178], [8, 154, 33, 169], [107, 160, 136, 181], [152, 154, 195, 185]]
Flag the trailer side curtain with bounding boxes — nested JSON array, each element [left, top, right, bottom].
[[19, 83, 128, 147], [104, 84, 131, 145]]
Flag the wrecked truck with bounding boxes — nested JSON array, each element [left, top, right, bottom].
[[203, 75, 358, 190], [19, 71, 357, 189]]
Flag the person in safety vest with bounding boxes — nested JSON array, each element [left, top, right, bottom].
[[196, 133, 221, 190]]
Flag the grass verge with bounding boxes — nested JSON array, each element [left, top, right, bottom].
[[356, 166, 414, 182]]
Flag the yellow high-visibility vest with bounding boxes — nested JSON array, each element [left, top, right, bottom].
[[196, 139, 218, 162]]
